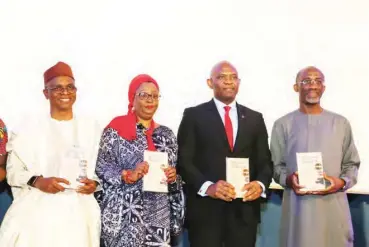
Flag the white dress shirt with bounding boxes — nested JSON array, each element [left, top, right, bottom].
[[197, 98, 266, 198]]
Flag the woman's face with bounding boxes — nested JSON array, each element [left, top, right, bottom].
[[133, 82, 160, 121]]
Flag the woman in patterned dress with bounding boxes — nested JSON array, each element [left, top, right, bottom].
[[96, 74, 185, 247], [0, 118, 8, 182], [0, 117, 12, 224]]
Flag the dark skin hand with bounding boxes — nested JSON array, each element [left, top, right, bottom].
[[286, 172, 307, 195], [242, 181, 263, 201], [76, 178, 98, 194], [34, 176, 70, 194], [122, 162, 149, 184], [206, 180, 236, 202], [164, 167, 176, 183], [0, 154, 7, 182], [286, 172, 345, 195], [310, 173, 345, 195]]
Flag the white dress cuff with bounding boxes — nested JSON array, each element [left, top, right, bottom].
[[256, 181, 266, 198], [198, 181, 214, 197]]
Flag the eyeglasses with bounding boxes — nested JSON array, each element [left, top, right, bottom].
[[136, 92, 161, 101], [46, 85, 77, 94], [216, 74, 240, 83], [298, 78, 324, 87]]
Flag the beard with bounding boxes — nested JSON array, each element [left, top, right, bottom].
[[305, 95, 320, 105]]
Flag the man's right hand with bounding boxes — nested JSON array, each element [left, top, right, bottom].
[[206, 180, 236, 202], [0, 154, 7, 182], [34, 177, 70, 194], [0, 167, 6, 182], [286, 172, 306, 195]]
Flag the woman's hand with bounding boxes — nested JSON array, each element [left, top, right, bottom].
[[122, 162, 149, 184], [164, 166, 176, 183]]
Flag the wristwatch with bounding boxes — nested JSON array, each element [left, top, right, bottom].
[[93, 180, 100, 187], [27, 175, 41, 187]]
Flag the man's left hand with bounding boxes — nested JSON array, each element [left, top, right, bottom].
[[310, 173, 345, 195], [242, 181, 263, 202], [77, 178, 98, 195]]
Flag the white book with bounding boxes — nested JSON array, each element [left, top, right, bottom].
[[296, 152, 325, 191], [143, 150, 169, 193], [226, 157, 250, 198]]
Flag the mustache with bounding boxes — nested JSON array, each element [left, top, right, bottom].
[[306, 89, 319, 93]]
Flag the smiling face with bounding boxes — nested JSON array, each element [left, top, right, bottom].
[[133, 82, 160, 121], [207, 61, 240, 105], [294, 67, 325, 106], [43, 76, 77, 112]]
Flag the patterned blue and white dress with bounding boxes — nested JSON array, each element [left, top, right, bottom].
[[96, 124, 184, 247]]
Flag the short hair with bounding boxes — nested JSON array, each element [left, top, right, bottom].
[[295, 66, 325, 83]]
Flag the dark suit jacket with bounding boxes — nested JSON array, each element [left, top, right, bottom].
[[177, 100, 273, 226]]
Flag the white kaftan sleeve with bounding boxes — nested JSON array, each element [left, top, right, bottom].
[[6, 131, 39, 188]]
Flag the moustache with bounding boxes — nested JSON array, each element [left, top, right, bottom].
[[306, 89, 319, 93]]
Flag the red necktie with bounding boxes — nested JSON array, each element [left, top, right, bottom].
[[224, 106, 233, 151]]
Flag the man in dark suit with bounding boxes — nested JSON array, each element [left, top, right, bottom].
[[177, 61, 273, 247]]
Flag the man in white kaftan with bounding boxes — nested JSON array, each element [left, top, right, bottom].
[[271, 66, 360, 247], [0, 62, 101, 247]]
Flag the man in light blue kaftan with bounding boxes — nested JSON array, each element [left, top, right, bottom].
[[271, 66, 360, 247]]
